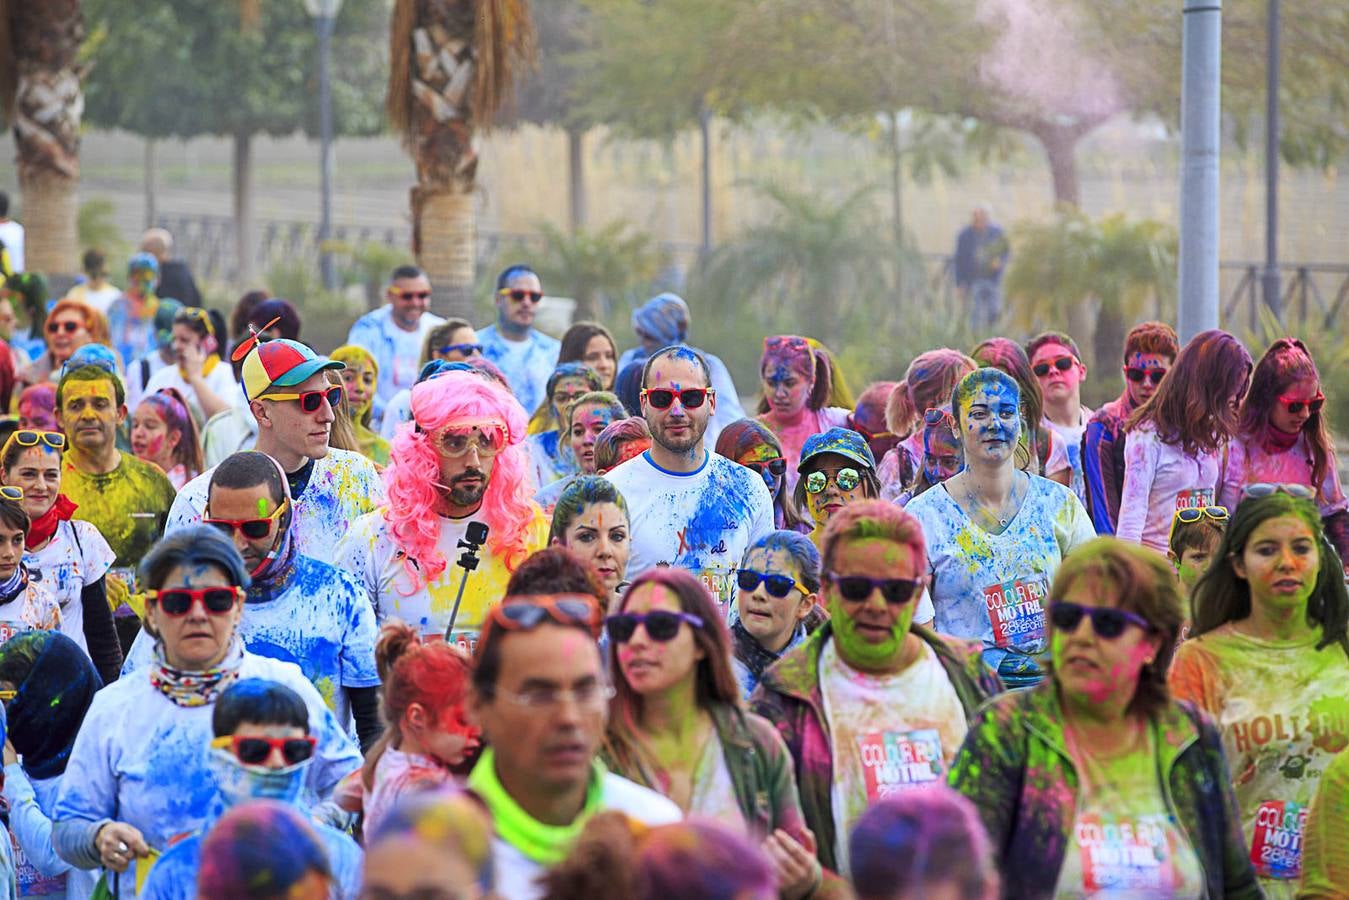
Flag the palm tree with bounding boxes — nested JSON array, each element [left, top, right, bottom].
[[0, 0, 84, 277], [1004, 209, 1176, 371], [386, 0, 535, 319]]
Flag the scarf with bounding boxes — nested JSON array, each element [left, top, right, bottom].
[[247, 528, 298, 604], [8, 631, 101, 780], [467, 747, 604, 865], [149, 635, 245, 708], [1262, 421, 1301, 454], [26, 495, 77, 551], [0, 565, 26, 603], [731, 620, 785, 682]]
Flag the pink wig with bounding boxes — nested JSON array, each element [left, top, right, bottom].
[[385, 371, 536, 586]]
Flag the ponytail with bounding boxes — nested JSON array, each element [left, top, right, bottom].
[[806, 346, 833, 411], [886, 379, 917, 438]]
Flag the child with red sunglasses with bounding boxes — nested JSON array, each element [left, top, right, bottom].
[[1220, 338, 1349, 562]]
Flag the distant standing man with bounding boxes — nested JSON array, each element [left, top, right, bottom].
[[477, 264, 559, 415], [953, 204, 1009, 334], [346, 265, 446, 427]]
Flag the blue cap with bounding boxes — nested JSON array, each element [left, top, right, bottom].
[[798, 427, 877, 473]]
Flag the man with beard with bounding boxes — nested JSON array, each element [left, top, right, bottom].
[[336, 369, 548, 651], [166, 334, 384, 565], [125, 452, 382, 749], [604, 346, 774, 613]]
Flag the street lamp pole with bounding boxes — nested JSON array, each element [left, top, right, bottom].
[[304, 0, 342, 291], [1261, 0, 1282, 322]]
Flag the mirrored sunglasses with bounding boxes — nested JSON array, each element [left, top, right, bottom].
[[805, 467, 861, 494]]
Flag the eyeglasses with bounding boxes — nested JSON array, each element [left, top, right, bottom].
[[737, 569, 808, 599], [827, 574, 922, 605], [744, 458, 787, 482], [390, 287, 432, 301], [1032, 356, 1077, 377], [46, 320, 82, 335], [498, 288, 543, 304], [1241, 482, 1316, 501], [258, 386, 342, 414], [1049, 601, 1151, 639], [146, 586, 243, 617], [204, 499, 289, 540], [212, 734, 316, 767], [489, 681, 615, 711], [641, 388, 712, 410], [434, 422, 507, 458], [484, 595, 601, 638], [605, 610, 704, 643], [805, 468, 861, 494], [8, 430, 65, 451], [0, 486, 22, 502], [1124, 367, 1167, 385], [1168, 505, 1228, 546], [437, 342, 483, 358], [1278, 392, 1325, 415]]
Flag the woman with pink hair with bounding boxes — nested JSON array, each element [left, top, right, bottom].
[[336, 369, 549, 653]]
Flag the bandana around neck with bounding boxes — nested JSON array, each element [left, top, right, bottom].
[[1261, 421, 1301, 454], [150, 635, 245, 708], [467, 747, 605, 865], [0, 565, 25, 603], [26, 494, 78, 551]]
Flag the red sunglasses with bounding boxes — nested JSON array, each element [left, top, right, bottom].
[[257, 386, 343, 414], [641, 387, 712, 410], [146, 586, 243, 617], [204, 499, 288, 540], [1279, 392, 1324, 415], [212, 734, 316, 766]]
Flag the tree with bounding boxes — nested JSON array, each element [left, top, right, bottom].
[[83, 0, 387, 283], [0, 0, 85, 277], [386, 0, 535, 320]]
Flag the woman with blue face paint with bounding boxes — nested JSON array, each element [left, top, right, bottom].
[[50, 526, 361, 893], [894, 407, 964, 507], [715, 419, 809, 533], [524, 363, 604, 489], [906, 368, 1095, 688]]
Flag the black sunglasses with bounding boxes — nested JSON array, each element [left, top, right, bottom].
[[1032, 356, 1076, 377], [1124, 367, 1166, 385], [605, 610, 704, 643], [259, 386, 343, 414], [1049, 601, 1150, 639], [437, 342, 483, 357], [737, 569, 807, 599], [745, 459, 787, 478], [642, 388, 710, 410], [828, 574, 921, 605]]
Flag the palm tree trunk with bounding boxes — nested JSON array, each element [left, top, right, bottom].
[[233, 130, 255, 285], [567, 125, 586, 234], [8, 0, 84, 277], [413, 183, 475, 317], [1037, 124, 1082, 208]]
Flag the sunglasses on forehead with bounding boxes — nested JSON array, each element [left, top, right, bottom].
[[257, 386, 342, 413], [1241, 482, 1315, 501], [1032, 356, 1077, 377], [1124, 367, 1167, 385], [484, 595, 602, 638], [641, 388, 712, 410], [212, 734, 316, 767]]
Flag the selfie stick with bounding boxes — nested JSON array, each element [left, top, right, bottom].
[[445, 522, 490, 640]]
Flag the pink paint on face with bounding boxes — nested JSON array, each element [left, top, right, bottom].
[[1051, 574, 1160, 708], [17, 400, 57, 432], [762, 361, 812, 419], [1123, 352, 1172, 407], [1270, 376, 1319, 436], [1030, 341, 1085, 402], [569, 403, 619, 474]]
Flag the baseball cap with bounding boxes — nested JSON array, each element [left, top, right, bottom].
[[798, 427, 877, 474], [232, 324, 344, 401]]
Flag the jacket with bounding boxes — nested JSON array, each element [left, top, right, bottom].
[[948, 683, 1262, 899], [749, 622, 1002, 873]]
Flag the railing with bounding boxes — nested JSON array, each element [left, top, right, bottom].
[[1220, 262, 1349, 332]]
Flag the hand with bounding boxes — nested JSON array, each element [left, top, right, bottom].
[[178, 342, 205, 379], [95, 822, 150, 873], [2, 741, 15, 766], [764, 828, 821, 900]]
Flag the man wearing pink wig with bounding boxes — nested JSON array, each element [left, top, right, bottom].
[[336, 369, 549, 651]]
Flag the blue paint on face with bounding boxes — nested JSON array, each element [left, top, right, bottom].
[[956, 370, 1022, 452]]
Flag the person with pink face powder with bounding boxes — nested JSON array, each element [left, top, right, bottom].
[[755, 336, 850, 495], [952, 538, 1258, 898], [16, 383, 57, 432]]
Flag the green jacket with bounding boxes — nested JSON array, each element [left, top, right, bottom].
[[949, 683, 1262, 899], [749, 622, 1002, 873]]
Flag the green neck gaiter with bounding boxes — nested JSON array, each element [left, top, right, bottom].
[[467, 747, 606, 865]]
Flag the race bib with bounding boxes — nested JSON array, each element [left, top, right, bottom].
[[855, 729, 944, 800], [11, 828, 66, 896], [982, 574, 1049, 649], [1075, 813, 1175, 893], [1250, 799, 1307, 880], [0, 621, 25, 644], [694, 567, 738, 618], [1175, 488, 1215, 511], [420, 628, 480, 657]]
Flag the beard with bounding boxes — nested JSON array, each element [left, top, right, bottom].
[[441, 468, 489, 507], [654, 418, 705, 455]]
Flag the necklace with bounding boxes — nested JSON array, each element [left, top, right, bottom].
[[956, 471, 1022, 528]]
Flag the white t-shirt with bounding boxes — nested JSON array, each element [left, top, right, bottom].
[[905, 474, 1095, 673], [820, 637, 969, 874], [490, 771, 682, 900], [1043, 406, 1093, 503], [167, 449, 384, 566], [24, 520, 116, 655], [379, 389, 413, 442], [0, 577, 60, 645], [605, 450, 775, 614], [142, 361, 244, 422], [335, 507, 549, 651], [121, 554, 381, 726]]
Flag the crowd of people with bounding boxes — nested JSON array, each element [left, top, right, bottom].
[[0, 213, 1345, 899]]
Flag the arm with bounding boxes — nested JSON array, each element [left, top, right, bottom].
[[1114, 429, 1157, 544], [52, 707, 122, 870], [947, 700, 1023, 866], [1192, 709, 1264, 899], [346, 686, 383, 753], [3, 764, 75, 878], [1056, 494, 1097, 557], [183, 359, 231, 421], [80, 577, 123, 684]]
